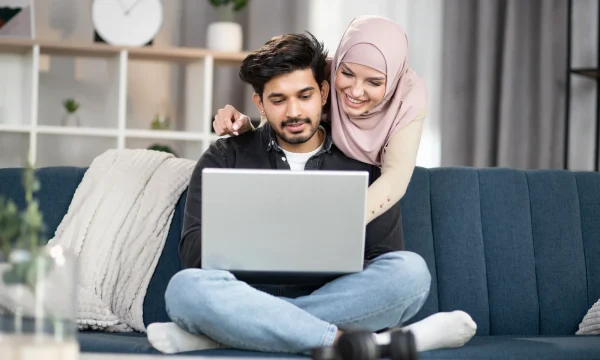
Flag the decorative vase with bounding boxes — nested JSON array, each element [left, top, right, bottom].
[[0, 245, 79, 360], [206, 21, 243, 52], [61, 113, 80, 127]]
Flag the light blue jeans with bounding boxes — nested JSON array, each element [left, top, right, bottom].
[[164, 251, 431, 353]]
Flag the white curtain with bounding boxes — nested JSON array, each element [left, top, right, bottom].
[[440, 0, 571, 170]]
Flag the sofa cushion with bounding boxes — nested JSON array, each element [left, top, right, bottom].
[[78, 332, 159, 354], [77, 331, 306, 357], [78, 333, 600, 360], [0, 167, 86, 242], [418, 336, 600, 360], [192, 336, 600, 359], [142, 190, 188, 327], [401, 168, 600, 336]]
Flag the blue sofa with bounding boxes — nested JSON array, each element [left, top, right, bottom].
[[0, 165, 599, 359]]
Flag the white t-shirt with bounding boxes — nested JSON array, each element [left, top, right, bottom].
[[280, 138, 324, 171]]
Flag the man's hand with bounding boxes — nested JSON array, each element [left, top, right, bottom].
[[212, 104, 252, 136]]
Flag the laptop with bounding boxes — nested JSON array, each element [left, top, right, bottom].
[[201, 168, 369, 276]]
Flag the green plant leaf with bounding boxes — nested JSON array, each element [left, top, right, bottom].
[[22, 202, 43, 231], [2, 251, 54, 288], [3, 260, 30, 285], [147, 144, 178, 157], [209, 0, 230, 7], [25, 252, 54, 289], [0, 196, 20, 256], [20, 201, 45, 251], [3, 268, 22, 284], [1, 159, 47, 267], [233, 0, 247, 11], [63, 98, 80, 113]]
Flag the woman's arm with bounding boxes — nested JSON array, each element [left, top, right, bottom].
[[364, 110, 426, 224]]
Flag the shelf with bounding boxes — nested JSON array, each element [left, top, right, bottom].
[[0, 37, 250, 65], [125, 130, 226, 142], [0, 124, 226, 141], [0, 36, 242, 167], [0, 124, 31, 133], [126, 129, 204, 141], [37, 125, 118, 137], [0, 37, 34, 55], [571, 68, 600, 79]]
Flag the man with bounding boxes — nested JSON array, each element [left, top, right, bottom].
[[146, 32, 432, 354]]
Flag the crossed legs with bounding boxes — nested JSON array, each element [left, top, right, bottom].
[[147, 251, 476, 354]]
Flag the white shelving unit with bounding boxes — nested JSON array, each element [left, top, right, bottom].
[[0, 37, 247, 168]]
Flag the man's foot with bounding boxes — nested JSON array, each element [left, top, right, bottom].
[[374, 311, 477, 352], [147, 322, 224, 354], [402, 311, 477, 351]]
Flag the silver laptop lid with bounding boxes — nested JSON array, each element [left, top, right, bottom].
[[201, 168, 368, 274]]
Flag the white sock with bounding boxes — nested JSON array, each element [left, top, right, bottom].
[[147, 322, 224, 354], [373, 311, 477, 352]]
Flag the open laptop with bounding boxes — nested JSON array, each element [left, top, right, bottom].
[[201, 168, 369, 277]]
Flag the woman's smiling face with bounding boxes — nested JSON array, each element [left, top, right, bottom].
[[334, 61, 387, 116]]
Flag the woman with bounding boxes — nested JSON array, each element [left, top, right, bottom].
[[213, 15, 427, 225]]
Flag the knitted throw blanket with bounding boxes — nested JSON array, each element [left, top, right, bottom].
[[577, 298, 600, 335], [47, 149, 196, 332]]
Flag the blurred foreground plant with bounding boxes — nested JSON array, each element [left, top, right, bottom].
[[0, 160, 50, 289]]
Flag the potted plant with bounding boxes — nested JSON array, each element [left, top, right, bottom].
[[206, 0, 248, 52], [148, 113, 178, 156], [147, 144, 178, 157], [150, 113, 171, 130], [0, 160, 79, 357], [61, 98, 80, 127]]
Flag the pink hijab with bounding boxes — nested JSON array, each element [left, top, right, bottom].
[[330, 15, 428, 166]]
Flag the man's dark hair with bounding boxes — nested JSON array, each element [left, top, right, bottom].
[[239, 32, 328, 98]]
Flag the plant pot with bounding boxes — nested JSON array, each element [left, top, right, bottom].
[[61, 113, 80, 127], [206, 21, 243, 52], [0, 245, 79, 360]]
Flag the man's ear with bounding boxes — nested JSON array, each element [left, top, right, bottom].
[[320, 80, 330, 106], [252, 93, 264, 114]]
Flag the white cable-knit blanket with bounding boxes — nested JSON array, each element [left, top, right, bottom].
[[577, 298, 600, 335], [46, 148, 196, 332]]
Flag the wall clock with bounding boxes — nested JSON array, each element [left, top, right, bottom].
[[92, 0, 163, 47]]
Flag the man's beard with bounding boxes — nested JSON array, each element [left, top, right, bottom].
[[275, 117, 320, 145]]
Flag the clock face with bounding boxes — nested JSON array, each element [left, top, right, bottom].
[[92, 0, 163, 46]]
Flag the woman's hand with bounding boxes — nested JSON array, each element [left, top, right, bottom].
[[212, 104, 252, 136]]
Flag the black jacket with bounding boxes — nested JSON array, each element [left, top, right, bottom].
[[179, 122, 404, 292]]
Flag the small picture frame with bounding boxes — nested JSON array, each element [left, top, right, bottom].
[[0, 0, 34, 39]]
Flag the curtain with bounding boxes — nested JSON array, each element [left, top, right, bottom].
[[440, 0, 569, 169]]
